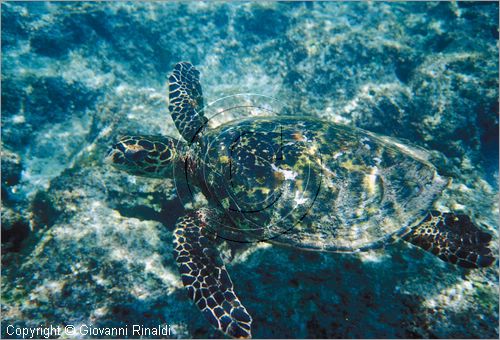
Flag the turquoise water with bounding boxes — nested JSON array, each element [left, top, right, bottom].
[[2, 2, 498, 338]]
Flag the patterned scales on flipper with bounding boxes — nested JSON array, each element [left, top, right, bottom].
[[403, 211, 495, 268], [173, 209, 252, 338], [168, 62, 208, 143]]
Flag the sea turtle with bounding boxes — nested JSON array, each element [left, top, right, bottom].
[[105, 61, 496, 338]]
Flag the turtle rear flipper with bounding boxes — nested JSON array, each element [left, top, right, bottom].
[[169, 62, 208, 144], [173, 209, 252, 338], [403, 211, 496, 268]]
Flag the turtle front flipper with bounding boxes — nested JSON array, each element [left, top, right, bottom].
[[173, 208, 252, 338], [168, 61, 208, 144], [403, 211, 496, 268]]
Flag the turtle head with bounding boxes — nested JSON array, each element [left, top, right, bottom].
[[106, 135, 185, 178]]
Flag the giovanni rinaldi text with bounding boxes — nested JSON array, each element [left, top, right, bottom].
[[6, 324, 173, 338]]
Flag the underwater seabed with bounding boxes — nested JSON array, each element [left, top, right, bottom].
[[1, 1, 499, 339]]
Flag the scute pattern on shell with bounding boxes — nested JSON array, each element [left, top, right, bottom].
[[196, 117, 448, 251]]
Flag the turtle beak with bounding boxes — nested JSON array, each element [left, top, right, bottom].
[[104, 148, 120, 165]]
